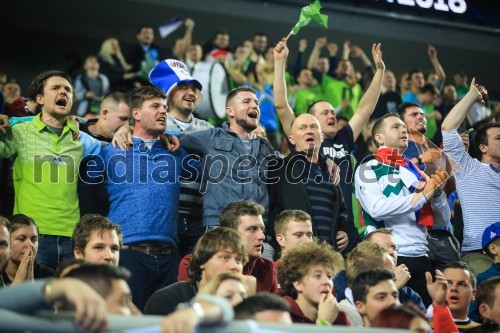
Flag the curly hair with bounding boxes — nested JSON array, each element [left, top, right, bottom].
[[277, 241, 344, 299], [189, 227, 249, 282]]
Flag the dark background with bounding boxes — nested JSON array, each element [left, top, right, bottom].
[[1, 0, 499, 98]]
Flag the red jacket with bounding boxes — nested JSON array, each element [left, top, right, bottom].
[[177, 254, 279, 293], [283, 295, 349, 325]]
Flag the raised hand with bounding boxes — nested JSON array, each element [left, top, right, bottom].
[[421, 149, 442, 164], [315, 37, 327, 49], [12, 246, 35, 284], [299, 39, 308, 52], [372, 43, 385, 71], [394, 264, 411, 289], [421, 166, 449, 199], [427, 44, 437, 59], [469, 78, 486, 104], [426, 269, 448, 307], [273, 38, 289, 61]]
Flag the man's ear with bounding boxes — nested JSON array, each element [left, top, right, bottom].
[[101, 109, 109, 118], [132, 108, 140, 122], [36, 94, 44, 106], [471, 288, 477, 301], [478, 303, 490, 321], [374, 133, 384, 147], [226, 106, 234, 118], [355, 301, 366, 316], [74, 248, 84, 259], [292, 280, 303, 293], [479, 143, 488, 155], [276, 234, 285, 248], [288, 135, 296, 146]]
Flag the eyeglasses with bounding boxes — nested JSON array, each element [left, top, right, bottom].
[[386, 245, 399, 252]]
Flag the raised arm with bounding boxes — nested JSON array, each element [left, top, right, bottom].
[[273, 38, 297, 137], [307, 37, 326, 70], [179, 18, 195, 60], [428, 44, 446, 85], [348, 43, 385, 140], [441, 78, 485, 131]]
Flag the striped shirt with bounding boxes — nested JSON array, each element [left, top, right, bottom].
[[305, 163, 336, 244], [442, 130, 500, 252]]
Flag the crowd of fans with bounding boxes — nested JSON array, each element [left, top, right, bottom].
[[0, 17, 499, 333]]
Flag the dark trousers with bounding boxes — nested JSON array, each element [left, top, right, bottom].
[[397, 255, 433, 307], [119, 247, 181, 311], [177, 214, 204, 257], [37, 235, 74, 271]]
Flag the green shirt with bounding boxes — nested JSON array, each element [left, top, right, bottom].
[[293, 84, 323, 115], [321, 75, 363, 118], [0, 114, 96, 236]]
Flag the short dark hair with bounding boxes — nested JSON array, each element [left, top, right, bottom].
[[475, 122, 500, 159], [64, 263, 130, 299], [137, 25, 154, 34], [234, 293, 290, 320], [129, 86, 166, 111], [444, 261, 476, 288], [189, 227, 248, 281], [225, 86, 256, 107], [397, 102, 422, 119], [467, 321, 500, 333], [352, 268, 395, 303], [54, 258, 86, 278], [219, 201, 265, 230], [28, 70, 72, 101], [273, 210, 311, 236], [9, 214, 38, 235], [306, 100, 330, 115], [420, 83, 438, 96], [476, 276, 500, 309], [253, 32, 267, 39], [371, 112, 401, 148], [408, 69, 423, 81], [72, 214, 123, 252]]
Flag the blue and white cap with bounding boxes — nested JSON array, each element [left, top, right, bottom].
[[482, 222, 500, 249], [149, 59, 203, 105]]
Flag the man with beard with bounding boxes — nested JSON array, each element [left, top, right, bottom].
[[354, 112, 450, 307], [149, 59, 212, 255], [179, 86, 275, 228]]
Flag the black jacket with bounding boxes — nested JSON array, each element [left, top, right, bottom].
[[144, 280, 198, 316], [268, 153, 354, 255]]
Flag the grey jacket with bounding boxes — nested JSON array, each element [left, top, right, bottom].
[[180, 122, 276, 226]]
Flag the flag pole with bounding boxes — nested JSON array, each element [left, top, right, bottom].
[[285, 31, 293, 41]]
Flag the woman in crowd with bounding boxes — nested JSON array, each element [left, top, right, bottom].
[[98, 37, 136, 92], [1, 214, 53, 285], [197, 272, 249, 307]]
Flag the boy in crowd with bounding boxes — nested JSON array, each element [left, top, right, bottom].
[[72, 214, 122, 266], [144, 227, 249, 315], [277, 241, 349, 326]]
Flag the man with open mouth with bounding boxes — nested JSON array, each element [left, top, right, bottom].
[[179, 86, 276, 232], [354, 112, 450, 308], [0, 70, 101, 271]]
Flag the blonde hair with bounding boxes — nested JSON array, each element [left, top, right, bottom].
[[197, 272, 248, 296], [98, 38, 132, 70]]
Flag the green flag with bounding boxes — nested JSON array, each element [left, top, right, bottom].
[[291, 0, 328, 35]]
